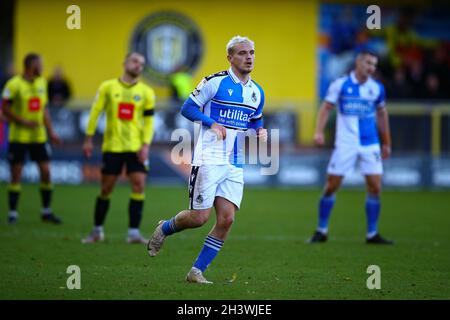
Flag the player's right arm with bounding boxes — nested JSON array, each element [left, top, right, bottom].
[[314, 101, 334, 146], [83, 82, 108, 158], [2, 80, 38, 128], [314, 79, 341, 146], [181, 76, 226, 140]]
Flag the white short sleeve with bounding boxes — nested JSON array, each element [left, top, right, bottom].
[[324, 78, 345, 105], [190, 78, 217, 108]]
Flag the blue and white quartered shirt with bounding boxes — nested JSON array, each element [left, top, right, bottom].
[[325, 71, 386, 147], [186, 68, 264, 167]]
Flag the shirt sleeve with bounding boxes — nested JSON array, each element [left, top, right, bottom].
[[86, 82, 108, 136], [189, 77, 216, 108], [2, 79, 17, 102], [324, 79, 342, 105], [181, 97, 215, 127], [142, 87, 156, 145], [249, 86, 265, 129], [375, 82, 386, 108]]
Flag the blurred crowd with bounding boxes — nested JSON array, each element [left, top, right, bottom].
[[324, 6, 450, 101]]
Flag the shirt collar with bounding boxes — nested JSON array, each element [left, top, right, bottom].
[[118, 77, 139, 88], [228, 67, 252, 87], [350, 71, 370, 85]]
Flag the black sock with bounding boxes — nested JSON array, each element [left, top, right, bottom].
[[8, 190, 20, 211], [129, 198, 144, 229], [94, 196, 110, 226], [40, 188, 52, 211]]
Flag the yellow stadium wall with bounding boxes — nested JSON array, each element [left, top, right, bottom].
[[14, 0, 318, 144]]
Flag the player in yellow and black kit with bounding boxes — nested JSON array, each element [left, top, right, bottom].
[[82, 52, 155, 244], [2, 53, 62, 224]]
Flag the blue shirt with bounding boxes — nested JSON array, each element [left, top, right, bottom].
[[325, 71, 385, 147], [187, 67, 265, 166]]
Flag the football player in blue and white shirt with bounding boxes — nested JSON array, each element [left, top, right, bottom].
[[147, 36, 267, 283], [309, 51, 393, 245]]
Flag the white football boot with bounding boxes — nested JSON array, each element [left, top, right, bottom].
[[147, 220, 167, 257], [81, 229, 105, 244], [185, 267, 213, 284], [127, 231, 148, 244]]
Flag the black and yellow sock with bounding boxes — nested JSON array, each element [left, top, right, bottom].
[[94, 195, 110, 227], [8, 184, 21, 212], [40, 182, 53, 212], [129, 193, 145, 229]]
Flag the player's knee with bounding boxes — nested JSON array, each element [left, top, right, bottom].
[[367, 185, 381, 196], [10, 174, 22, 184], [40, 170, 51, 183], [218, 214, 234, 230], [324, 183, 339, 196], [101, 185, 114, 197], [324, 177, 340, 194], [131, 180, 145, 193], [192, 210, 210, 226]]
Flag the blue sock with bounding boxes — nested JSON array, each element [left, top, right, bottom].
[[193, 235, 224, 272], [366, 194, 380, 237], [162, 217, 178, 236], [318, 194, 335, 232]]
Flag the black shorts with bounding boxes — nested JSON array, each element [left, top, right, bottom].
[[101, 152, 148, 175], [7, 143, 51, 164]]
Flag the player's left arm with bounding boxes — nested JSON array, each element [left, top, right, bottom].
[[43, 101, 62, 145], [138, 87, 156, 163], [375, 84, 391, 159], [376, 107, 391, 159], [249, 85, 267, 142]]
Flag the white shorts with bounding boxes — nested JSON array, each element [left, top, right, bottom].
[[189, 164, 244, 210], [327, 144, 383, 176]]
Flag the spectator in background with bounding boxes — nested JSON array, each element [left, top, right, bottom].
[[325, 6, 360, 81], [373, 7, 437, 69], [48, 66, 71, 108], [407, 59, 426, 98], [0, 63, 15, 92], [387, 67, 413, 99], [363, 6, 445, 101], [423, 73, 445, 100], [330, 6, 359, 54], [169, 67, 192, 108], [425, 44, 450, 99]]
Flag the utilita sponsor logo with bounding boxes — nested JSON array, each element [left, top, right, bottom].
[[342, 102, 372, 115], [219, 109, 254, 122]]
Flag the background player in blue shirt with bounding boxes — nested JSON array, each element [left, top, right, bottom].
[[309, 51, 394, 244]]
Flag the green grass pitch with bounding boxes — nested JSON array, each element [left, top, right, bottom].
[[0, 184, 449, 299]]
